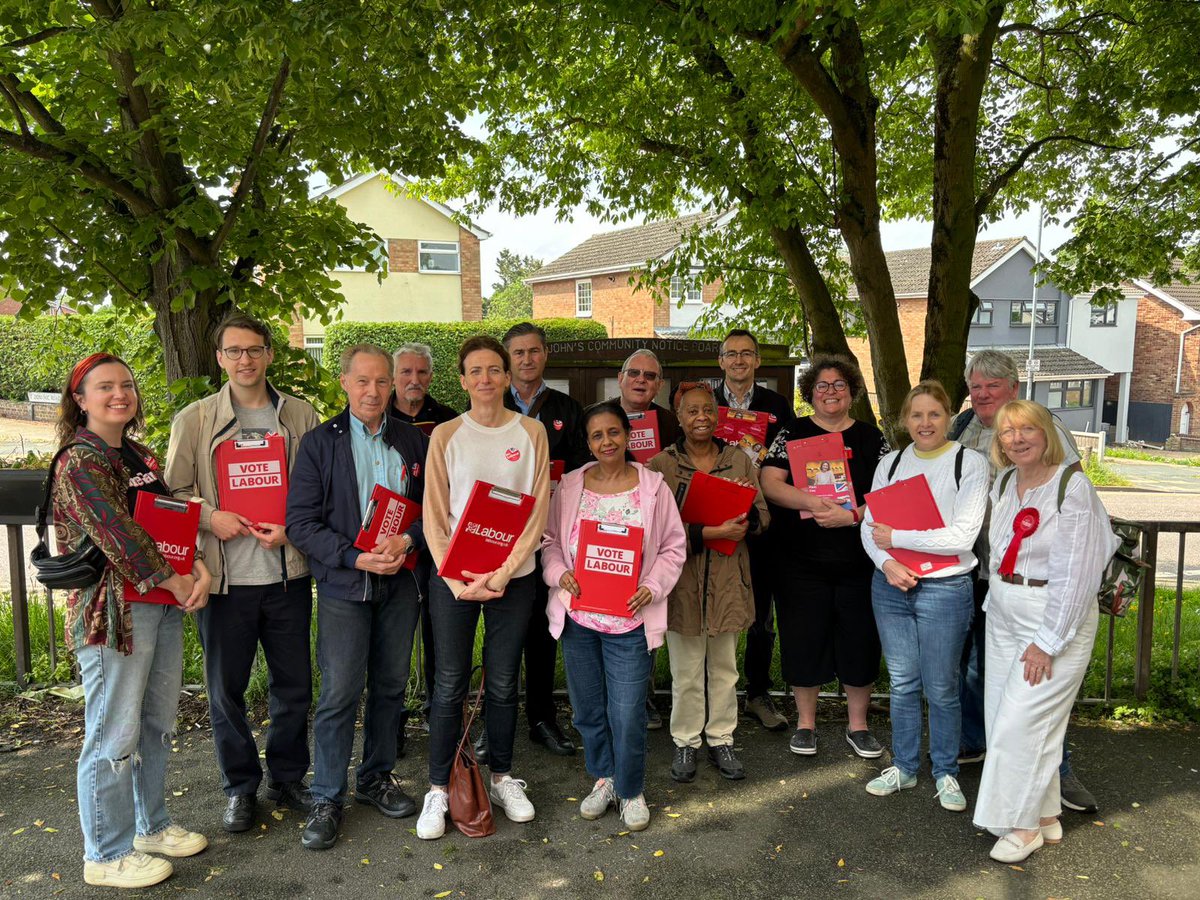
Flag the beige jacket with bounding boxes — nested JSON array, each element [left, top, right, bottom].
[[164, 381, 320, 593]]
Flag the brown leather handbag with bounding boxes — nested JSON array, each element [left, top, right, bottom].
[[448, 670, 495, 837]]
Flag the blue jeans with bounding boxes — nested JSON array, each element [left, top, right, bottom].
[[427, 572, 535, 787], [76, 602, 183, 862], [311, 572, 421, 805], [872, 571, 973, 780], [560, 617, 651, 799]]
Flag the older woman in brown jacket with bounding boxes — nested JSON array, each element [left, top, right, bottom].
[[648, 382, 769, 783]]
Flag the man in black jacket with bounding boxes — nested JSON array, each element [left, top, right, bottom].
[[287, 344, 430, 851], [615, 348, 681, 450], [713, 329, 796, 732], [494, 321, 586, 758]]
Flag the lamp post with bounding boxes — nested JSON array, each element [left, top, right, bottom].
[[1026, 208, 1043, 400]]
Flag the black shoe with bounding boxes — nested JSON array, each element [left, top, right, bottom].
[[266, 780, 313, 814], [301, 800, 342, 850], [529, 720, 577, 756], [646, 699, 663, 731], [355, 774, 417, 818], [670, 745, 697, 783], [707, 744, 746, 780], [789, 728, 817, 756], [844, 728, 884, 759], [473, 730, 489, 766], [222, 794, 256, 833]]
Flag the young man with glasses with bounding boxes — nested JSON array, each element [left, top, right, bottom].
[[165, 314, 320, 833], [951, 350, 1095, 814], [714, 329, 796, 732]]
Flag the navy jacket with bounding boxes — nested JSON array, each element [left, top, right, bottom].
[[286, 408, 429, 601], [503, 385, 590, 471], [713, 382, 796, 450]]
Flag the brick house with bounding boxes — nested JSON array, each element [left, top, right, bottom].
[[845, 237, 1111, 432], [527, 213, 724, 338], [1123, 272, 1200, 444], [298, 172, 490, 358]]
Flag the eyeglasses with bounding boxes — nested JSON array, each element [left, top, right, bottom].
[[814, 380, 848, 394], [720, 350, 758, 361], [623, 368, 660, 381], [998, 425, 1042, 442], [220, 346, 268, 360]]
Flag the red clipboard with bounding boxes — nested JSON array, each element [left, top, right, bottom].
[[785, 433, 856, 518], [354, 484, 421, 570], [123, 492, 201, 605], [864, 474, 959, 576], [573, 520, 644, 618], [679, 470, 757, 555], [439, 481, 536, 587], [215, 433, 288, 527], [549, 458, 566, 497], [715, 407, 770, 464], [627, 410, 661, 463]]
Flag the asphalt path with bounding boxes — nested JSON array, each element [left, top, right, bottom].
[[1099, 489, 1200, 586], [1, 709, 1197, 899]]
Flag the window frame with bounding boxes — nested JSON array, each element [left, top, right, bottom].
[[971, 300, 994, 327], [670, 274, 703, 305], [1090, 302, 1118, 327], [575, 278, 593, 318], [1009, 299, 1058, 327], [303, 335, 325, 365], [333, 237, 388, 273], [417, 240, 461, 275], [1046, 379, 1094, 410]]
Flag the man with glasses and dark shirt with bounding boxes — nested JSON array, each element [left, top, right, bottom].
[[713, 329, 796, 732], [165, 314, 320, 833]]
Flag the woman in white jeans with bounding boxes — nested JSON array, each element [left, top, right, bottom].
[[973, 400, 1118, 863]]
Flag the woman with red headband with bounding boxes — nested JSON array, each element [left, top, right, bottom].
[[973, 400, 1118, 863], [50, 354, 211, 888]]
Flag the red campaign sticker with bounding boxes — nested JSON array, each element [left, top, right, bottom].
[[768, 414, 777, 423], [505, 447, 521, 462], [411, 463, 421, 478], [553, 419, 564, 431]]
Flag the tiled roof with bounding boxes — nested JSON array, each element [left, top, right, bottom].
[[529, 213, 719, 282], [979, 346, 1110, 380], [1155, 264, 1200, 315], [846, 237, 1027, 299]]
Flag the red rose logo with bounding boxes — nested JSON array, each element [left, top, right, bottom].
[[553, 419, 564, 431], [768, 414, 778, 423], [412, 463, 421, 478], [505, 447, 521, 462]]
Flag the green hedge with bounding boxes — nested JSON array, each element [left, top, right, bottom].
[[323, 318, 608, 411]]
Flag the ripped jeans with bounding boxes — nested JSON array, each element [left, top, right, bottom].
[[76, 602, 183, 862]]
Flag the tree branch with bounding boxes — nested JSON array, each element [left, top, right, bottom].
[[44, 219, 143, 301], [0, 73, 66, 135], [210, 57, 290, 258], [1, 26, 74, 49], [0, 79, 30, 135]]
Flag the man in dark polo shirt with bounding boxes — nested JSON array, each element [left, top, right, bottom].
[[713, 329, 795, 732]]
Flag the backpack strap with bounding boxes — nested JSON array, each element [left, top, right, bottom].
[[1056, 466, 1074, 513], [888, 447, 904, 481], [948, 408, 974, 442], [954, 444, 964, 489], [998, 467, 1015, 498]]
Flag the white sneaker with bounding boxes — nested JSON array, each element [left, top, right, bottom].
[[83, 851, 173, 888], [619, 794, 650, 832], [133, 824, 208, 858], [490, 776, 535, 823], [416, 790, 449, 840], [580, 778, 616, 820]]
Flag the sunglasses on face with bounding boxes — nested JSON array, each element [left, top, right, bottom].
[[624, 368, 660, 381]]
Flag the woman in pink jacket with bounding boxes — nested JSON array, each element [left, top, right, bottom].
[[542, 400, 686, 832]]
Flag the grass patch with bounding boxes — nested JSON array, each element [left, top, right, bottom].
[[1107, 447, 1200, 467], [1085, 455, 1132, 487]]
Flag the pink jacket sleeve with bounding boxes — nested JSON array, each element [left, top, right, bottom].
[[540, 484, 572, 591]]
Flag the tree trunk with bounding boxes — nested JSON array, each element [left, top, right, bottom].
[[923, 4, 1006, 408], [149, 250, 222, 384]]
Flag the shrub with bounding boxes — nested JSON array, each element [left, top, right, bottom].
[[323, 318, 609, 411]]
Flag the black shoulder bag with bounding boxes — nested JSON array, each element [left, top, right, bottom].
[[29, 444, 109, 589]]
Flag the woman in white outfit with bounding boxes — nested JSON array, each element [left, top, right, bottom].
[[973, 400, 1118, 863]]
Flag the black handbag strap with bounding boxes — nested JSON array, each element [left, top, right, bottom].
[[34, 443, 81, 544]]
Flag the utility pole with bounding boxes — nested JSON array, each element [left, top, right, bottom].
[[1026, 208, 1043, 400]]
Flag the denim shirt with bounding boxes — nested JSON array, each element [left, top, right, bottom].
[[510, 381, 548, 416], [349, 413, 408, 517]]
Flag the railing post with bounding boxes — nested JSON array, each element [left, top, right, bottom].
[[6, 524, 31, 688], [1134, 528, 1159, 701]]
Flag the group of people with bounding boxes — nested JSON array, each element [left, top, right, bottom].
[[48, 313, 1116, 886]]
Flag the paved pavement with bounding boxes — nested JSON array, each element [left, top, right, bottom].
[[1099, 490, 1200, 586], [1105, 457, 1200, 494], [0, 416, 56, 458], [0, 706, 1196, 900]]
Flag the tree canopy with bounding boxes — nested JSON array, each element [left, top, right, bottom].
[[483, 248, 541, 319]]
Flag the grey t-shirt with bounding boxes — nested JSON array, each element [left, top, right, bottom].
[[224, 403, 288, 587], [956, 411, 1081, 574]]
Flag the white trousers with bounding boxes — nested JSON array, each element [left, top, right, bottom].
[[972, 578, 1098, 834]]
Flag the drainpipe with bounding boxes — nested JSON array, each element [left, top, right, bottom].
[[1175, 322, 1200, 394]]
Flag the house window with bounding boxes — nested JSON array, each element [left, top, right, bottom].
[[334, 238, 388, 272], [1090, 302, 1118, 326], [972, 301, 994, 326], [418, 241, 460, 274], [1010, 300, 1058, 326], [575, 279, 592, 317], [1046, 379, 1094, 409], [670, 275, 703, 305], [304, 336, 325, 365]]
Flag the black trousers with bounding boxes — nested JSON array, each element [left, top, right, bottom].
[[196, 577, 313, 797], [400, 593, 437, 726], [742, 536, 777, 699], [523, 554, 560, 726]]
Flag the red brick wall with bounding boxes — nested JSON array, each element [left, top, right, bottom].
[[459, 228, 482, 321], [1130, 294, 1200, 435], [532, 270, 664, 337], [846, 296, 927, 404], [287, 309, 305, 349], [388, 239, 417, 273]]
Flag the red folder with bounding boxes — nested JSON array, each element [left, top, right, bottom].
[[549, 459, 566, 497], [785, 433, 856, 519], [215, 434, 288, 527], [573, 520, 644, 618], [864, 474, 959, 576], [715, 407, 770, 465], [439, 481, 536, 587], [679, 470, 757, 555], [627, 410, 661, 463], [354, 484, 420, 570], [124, 492, 201, 605]]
